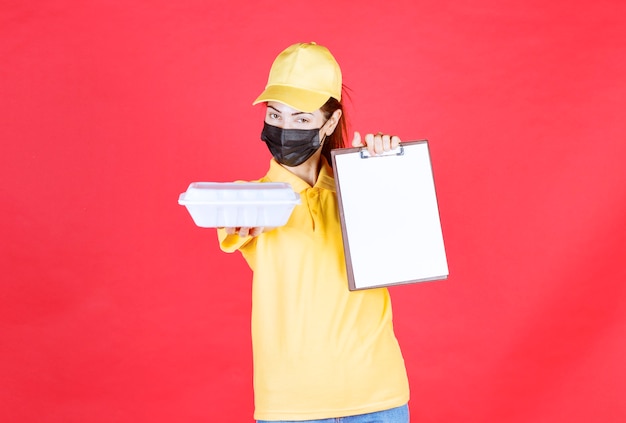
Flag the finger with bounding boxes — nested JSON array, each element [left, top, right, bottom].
[[364, 133, 376, 156], [391, 135, 402, 149], [351, 131, 363, 147], [382, 134, 392, 151], [224, 227, 237, 235], [373, 133, 384, 155], [249, 227, 264, 237], [238, 227, 250, 237]]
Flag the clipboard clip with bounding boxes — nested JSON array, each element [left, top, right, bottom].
[[359, 144, 405, 159]]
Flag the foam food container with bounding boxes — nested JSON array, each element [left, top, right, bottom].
[[178, 182, 301, 228]]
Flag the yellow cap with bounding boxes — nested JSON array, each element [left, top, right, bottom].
[[253, 42, 342, 113]]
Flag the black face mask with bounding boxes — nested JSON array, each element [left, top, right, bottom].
[[261, 122, 325, 167]]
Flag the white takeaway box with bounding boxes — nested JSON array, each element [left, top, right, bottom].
[[178, 182, 301, 228]]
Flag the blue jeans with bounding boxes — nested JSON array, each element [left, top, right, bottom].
[[257, 404, 409, 423]]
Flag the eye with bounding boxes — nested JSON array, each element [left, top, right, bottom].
[[295, 116, 310, 124], [269, 112, 280, 120]]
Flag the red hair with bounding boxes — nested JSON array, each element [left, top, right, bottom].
[[320, 87, 351, 168]]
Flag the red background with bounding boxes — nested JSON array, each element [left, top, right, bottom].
[[2, 1, 625, 422]]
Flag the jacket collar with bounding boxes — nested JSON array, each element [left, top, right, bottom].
[[265, 157, 336, 193]]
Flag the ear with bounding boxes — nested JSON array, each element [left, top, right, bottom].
[[325, 109, 343, 136]]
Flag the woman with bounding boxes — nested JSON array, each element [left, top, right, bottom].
[[218, 42, 410, 423]]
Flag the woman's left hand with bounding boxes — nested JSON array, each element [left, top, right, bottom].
[[352, 131, 401, 156]]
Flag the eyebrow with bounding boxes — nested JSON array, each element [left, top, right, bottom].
[[267, 105, 312, 116]]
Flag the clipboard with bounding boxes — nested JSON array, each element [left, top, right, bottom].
[[331, 140, 449, 290]]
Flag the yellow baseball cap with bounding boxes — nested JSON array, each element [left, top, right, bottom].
[[253, 42, 342, 113]]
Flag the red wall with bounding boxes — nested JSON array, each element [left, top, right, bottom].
[[2, 1, 625, 422]]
